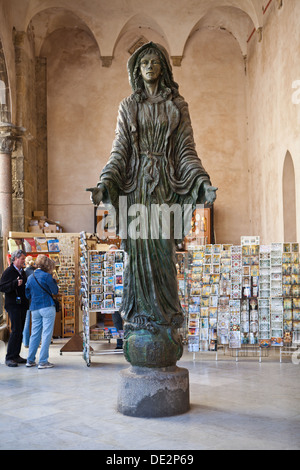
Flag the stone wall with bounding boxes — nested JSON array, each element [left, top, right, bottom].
[[247, 0, 300, 244], [0, 0, 298, 244]]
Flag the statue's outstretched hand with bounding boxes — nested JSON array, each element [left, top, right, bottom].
[[203, 183, 218, 204], [86, 186, 104, 206]]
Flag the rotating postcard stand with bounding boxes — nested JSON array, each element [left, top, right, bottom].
[[79, 232, 124, 366]]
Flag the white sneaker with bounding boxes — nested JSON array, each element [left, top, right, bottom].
[[26, 361, 36, 367], [38, 362, 54, 369]]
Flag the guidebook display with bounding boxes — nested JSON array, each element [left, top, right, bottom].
[[185, 241, 300, 353]]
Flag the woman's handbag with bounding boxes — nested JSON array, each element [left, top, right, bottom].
[[53, 297, 60, 312], [33, 273, 60, 312]]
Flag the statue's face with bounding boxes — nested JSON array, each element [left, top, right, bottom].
[[140, 52, 162, 84]]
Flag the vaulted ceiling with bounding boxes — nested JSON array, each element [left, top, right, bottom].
[[1, 0, 270, 62]]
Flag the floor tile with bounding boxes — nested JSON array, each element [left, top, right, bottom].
[[0, 340, 299, 450]]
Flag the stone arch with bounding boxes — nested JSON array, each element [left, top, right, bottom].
[[224, 0, 261, 29], [0, 37, 11, 122], [112, 13, 170, 58], [183, 5, 256, 58], [30, 8, 111, 229], [28, 7, 101, 59], [283, 151, 297, 242]]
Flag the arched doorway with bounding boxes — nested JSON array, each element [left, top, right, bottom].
[[283, 151, 297, 242]]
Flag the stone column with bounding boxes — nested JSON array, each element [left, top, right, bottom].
[[0, 123, 17, 240], [0, 123, 18, 323], [0, 123, 25, 236]]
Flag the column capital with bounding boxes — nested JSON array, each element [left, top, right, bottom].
[[0, 123, 25, 154], [100, 56, 113, 67], [13, 29, 26, 48], [277, 0, 283, 9], [171, 56, 183, 67]]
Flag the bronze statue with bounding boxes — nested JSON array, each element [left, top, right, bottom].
[[87, 42, 217, 368]]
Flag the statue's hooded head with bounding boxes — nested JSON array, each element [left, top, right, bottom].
[[127, 41, 179, 101]]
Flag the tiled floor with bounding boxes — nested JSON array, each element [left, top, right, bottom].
[[0, 340, 299, 450]]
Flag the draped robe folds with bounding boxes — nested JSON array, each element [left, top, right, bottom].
[[99, 92, 211, 330]]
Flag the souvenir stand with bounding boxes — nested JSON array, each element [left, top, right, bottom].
[[6, 231, 80, 340], [184, 239, 300, 363], [79, 232, 125, 366], [280, 330, 300, 362], [175, 251, 189, 344], [186, 243, 241, 361], [279, 242, 300, 362], [183, 205, 214, 357]]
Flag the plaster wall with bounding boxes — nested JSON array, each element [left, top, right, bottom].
[[176, 28, 249, 244], [247, 0, 300, 244], [45, 27, 132, 232]]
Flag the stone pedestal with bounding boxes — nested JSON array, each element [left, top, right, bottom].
[[117, 365, 190, 418]]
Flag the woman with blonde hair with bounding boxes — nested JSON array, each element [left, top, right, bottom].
[[22, 255, 37, 347], [25, 254, 58, 369]]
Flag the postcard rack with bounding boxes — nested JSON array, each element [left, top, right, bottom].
[[79, 232, 124, 366], [176, 251, 189, 344], [185, 241, 300, 362], [280, 330, 300, 362], [229, 344, 269, 363]]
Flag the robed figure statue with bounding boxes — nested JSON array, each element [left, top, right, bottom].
[[87, 42, 217, 368]]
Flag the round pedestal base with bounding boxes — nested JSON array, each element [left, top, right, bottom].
[[123, 327, 183, 368], [117, 365, 190, 418]]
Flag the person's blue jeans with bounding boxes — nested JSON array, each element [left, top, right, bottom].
[[22, 310, 31, 347], [27, 306, 56, 365]]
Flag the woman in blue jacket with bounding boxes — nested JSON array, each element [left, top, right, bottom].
[[25, 254, 58, 369]]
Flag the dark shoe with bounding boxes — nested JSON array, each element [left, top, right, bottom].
[[115, 345, 123, 350], [5, 359, 18, 367], [15, 356, 27, 364]]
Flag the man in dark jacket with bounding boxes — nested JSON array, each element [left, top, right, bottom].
[[0, 249, 29, 366]]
